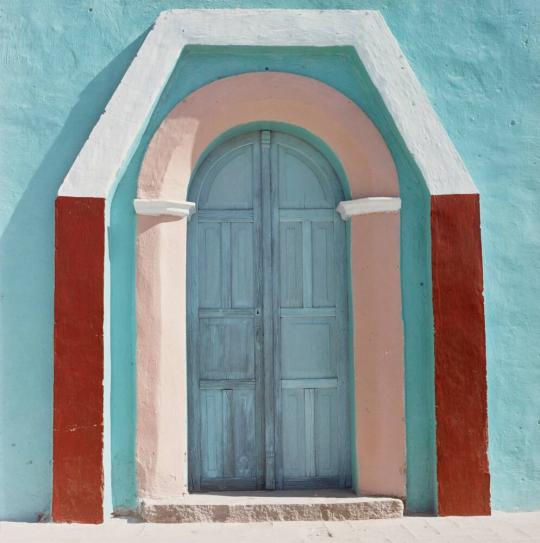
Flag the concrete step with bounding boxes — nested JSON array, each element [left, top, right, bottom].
[[138, 490, 404, 523]]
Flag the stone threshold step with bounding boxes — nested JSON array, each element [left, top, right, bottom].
[[138, 490, 404, 523]]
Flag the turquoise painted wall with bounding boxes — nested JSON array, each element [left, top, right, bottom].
[[0, 1, 538, 520]]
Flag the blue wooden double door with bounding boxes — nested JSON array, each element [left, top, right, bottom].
[[188, 130, 351, 491]]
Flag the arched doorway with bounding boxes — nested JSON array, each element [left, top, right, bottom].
[[187, 130, 351, 491], [133, 72, 405, 502]]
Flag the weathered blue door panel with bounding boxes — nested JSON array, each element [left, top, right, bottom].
[[188, 131, 350, 491], [271, 132, 350, 489]]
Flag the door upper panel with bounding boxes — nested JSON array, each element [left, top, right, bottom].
[[272, 133, 341, 209], [276, 143, 335, 209], [198, 143, 257, 210]]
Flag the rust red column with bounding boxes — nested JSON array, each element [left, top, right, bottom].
[[52, 196, 105, 523], [431, 193, 491, 516]]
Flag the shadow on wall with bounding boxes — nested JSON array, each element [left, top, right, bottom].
[[0, 31, 147, 521]]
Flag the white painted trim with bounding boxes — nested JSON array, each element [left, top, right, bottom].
[[57, 9, 477, 198], [337, 197, 401, 220], [133, 199, 196, 219]]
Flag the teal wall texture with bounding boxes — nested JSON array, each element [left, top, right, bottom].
[[0, 0, 538, 521]]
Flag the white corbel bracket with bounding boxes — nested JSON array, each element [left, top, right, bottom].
[[133, 199, 196, 219], [337, 197, 401, 220]]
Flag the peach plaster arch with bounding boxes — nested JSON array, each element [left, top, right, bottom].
[[135, 72, 404, 502]]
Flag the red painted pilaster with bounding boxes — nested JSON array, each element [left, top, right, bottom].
[[431, 194, 490, 516], [52, 196, 105, 523]]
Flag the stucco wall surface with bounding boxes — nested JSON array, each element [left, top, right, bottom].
[[0, 0, 539, 521]]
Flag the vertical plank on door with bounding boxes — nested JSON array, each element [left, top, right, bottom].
[[261, 130, 276, 489], [314, 388, 338, 476], [333, 211, 351, 488], [221, 222, 232, 309], [231, 223, 254, 308], [282, 388, 306, 478], [198, 222, 222, 308], [312, 222, 335, 308], [304, 388, 316, 477], [187, 202, 201, 489], [234, 388, 257, 479], [222, 389, 234, 478], [252, 137, 265, 490], [279, 221, 303, 308], [270, 136, 284, 488], [302, 220, 313, 308], [201, 389, 224, 479]]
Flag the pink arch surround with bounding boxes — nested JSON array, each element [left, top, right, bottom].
[[135, 72, 405, 502], [138, 72, 398, 200]]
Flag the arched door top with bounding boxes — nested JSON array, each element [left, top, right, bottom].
[[188, 131, 345, 208]]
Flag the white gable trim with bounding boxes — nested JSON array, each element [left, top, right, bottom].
[[57, 9, 477, 199]]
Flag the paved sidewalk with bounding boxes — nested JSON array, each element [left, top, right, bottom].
[[1, 512, 540, 542]]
